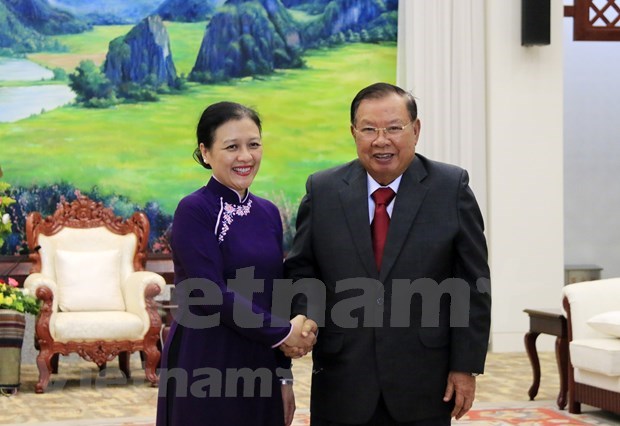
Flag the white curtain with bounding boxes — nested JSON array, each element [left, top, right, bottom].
[[397, 0, 487, 216]]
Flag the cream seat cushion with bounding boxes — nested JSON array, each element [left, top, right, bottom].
[[55, 249, 125, 312], [52, 311, 144, 341], [570, 338, 620, 376]]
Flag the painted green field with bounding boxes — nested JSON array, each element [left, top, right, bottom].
[[1, 24, 396, 214]]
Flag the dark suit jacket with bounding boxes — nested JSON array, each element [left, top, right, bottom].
[[284, 154, 491, 424]]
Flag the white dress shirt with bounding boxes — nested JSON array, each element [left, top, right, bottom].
[[366, 173, 402, 224]]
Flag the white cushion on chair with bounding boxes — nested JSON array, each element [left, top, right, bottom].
[[39, 228, 137, 282], [574, 368, 620, 393], [587, 311, 620, 337], [53, 311, 144, 341], [570, 338, 620, 376], [55, 249, 125, 312]]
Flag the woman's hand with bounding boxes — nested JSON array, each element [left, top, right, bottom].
[[280, 315, 318, 358]]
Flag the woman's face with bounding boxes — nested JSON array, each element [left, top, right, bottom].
[[201, 117, 262, 197]]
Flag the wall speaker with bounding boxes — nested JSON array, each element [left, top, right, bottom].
[[521, 0, 551, 46]]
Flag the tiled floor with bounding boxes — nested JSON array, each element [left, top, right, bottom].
[[0, 351, 571, 424]]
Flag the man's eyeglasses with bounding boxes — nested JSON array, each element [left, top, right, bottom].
[[352, 122, 413, 142]]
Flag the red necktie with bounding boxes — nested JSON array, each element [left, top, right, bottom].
[[371, 187, 396, 270]]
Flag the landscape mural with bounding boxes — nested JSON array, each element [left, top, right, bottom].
[[0, 0, 398, 255]]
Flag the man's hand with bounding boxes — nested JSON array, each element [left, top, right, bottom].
[[279, 315, 318, 358], [443, 371, 476, 420], [281, 382, 295, 426]]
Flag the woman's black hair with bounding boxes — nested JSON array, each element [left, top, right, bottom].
[[193, 102, 262, 169]]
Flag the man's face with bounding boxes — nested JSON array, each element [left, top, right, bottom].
[[351, 93, 420, 186]]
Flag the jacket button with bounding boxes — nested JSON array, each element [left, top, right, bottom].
[[376, 297, 384, 306]]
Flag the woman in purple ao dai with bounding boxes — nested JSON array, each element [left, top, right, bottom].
[[156, 102, 316, 426]]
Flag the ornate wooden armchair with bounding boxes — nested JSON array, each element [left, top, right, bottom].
[[24, 196, 165, 393]]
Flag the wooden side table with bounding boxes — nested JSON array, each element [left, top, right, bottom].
[[523, 308, 568, 410]]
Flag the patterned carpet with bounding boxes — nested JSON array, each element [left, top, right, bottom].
[[1, 352, 619, 425], [1, 405, 616, 426], [453, 403, 618, 425]]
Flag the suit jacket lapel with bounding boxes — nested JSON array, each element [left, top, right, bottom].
[[380, 157, 429, 282], [338, 161, 378, 279]]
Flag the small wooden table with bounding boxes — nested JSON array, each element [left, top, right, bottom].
[[523, 308, 568, 410]]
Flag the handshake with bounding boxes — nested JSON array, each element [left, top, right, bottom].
[[279, 314, 318, 359]]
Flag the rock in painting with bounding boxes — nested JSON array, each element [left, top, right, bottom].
[[103, 15, 177, 87]]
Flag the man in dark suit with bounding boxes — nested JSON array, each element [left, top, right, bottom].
[[283, 83, 491, 425]]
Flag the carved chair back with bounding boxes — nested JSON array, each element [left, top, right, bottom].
[[26, 196, 150, 277]]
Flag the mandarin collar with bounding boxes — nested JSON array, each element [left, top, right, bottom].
[[206, 177, 250, 205]]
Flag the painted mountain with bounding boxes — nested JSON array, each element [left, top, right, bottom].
[[299, 0, 398, 47], [281, 0, 329, 12], [282, 0, 397, 16], [232, 0, 397, 47], [189, 0, 396, 82], [0, 1, 47, 53], [48, 0, 165, 24], [155, 0, 226, 22], [103, 15, 177, 87], [190, 0, 303, 83], [1, 0, 89, 35]]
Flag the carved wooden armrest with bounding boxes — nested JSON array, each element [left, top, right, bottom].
[[122, 271, 165, 328], [24, 273, 58, 312], [24, 273, 58, 348]]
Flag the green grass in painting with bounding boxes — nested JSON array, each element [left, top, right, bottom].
[[165, 21, 209, 75], [50, 25, 131, 55], [2, 24, 396, 214]]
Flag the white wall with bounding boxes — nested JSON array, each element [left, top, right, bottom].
[[563, 20, 620, 279], [486, 0, 565, 352]]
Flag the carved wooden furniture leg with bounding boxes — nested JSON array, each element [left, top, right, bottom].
[[144, 343, 161, 387], [119, 351, 131, 378], [556, 335, 569, 410], [34, 286, 55, 393], [143, 344, 160, 386], [523, 308, 568, 408], [35, 349, 54, 394], [524, 330, 541, 400]]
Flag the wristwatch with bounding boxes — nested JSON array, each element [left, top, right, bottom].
[[280, 378, 294, 385]]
